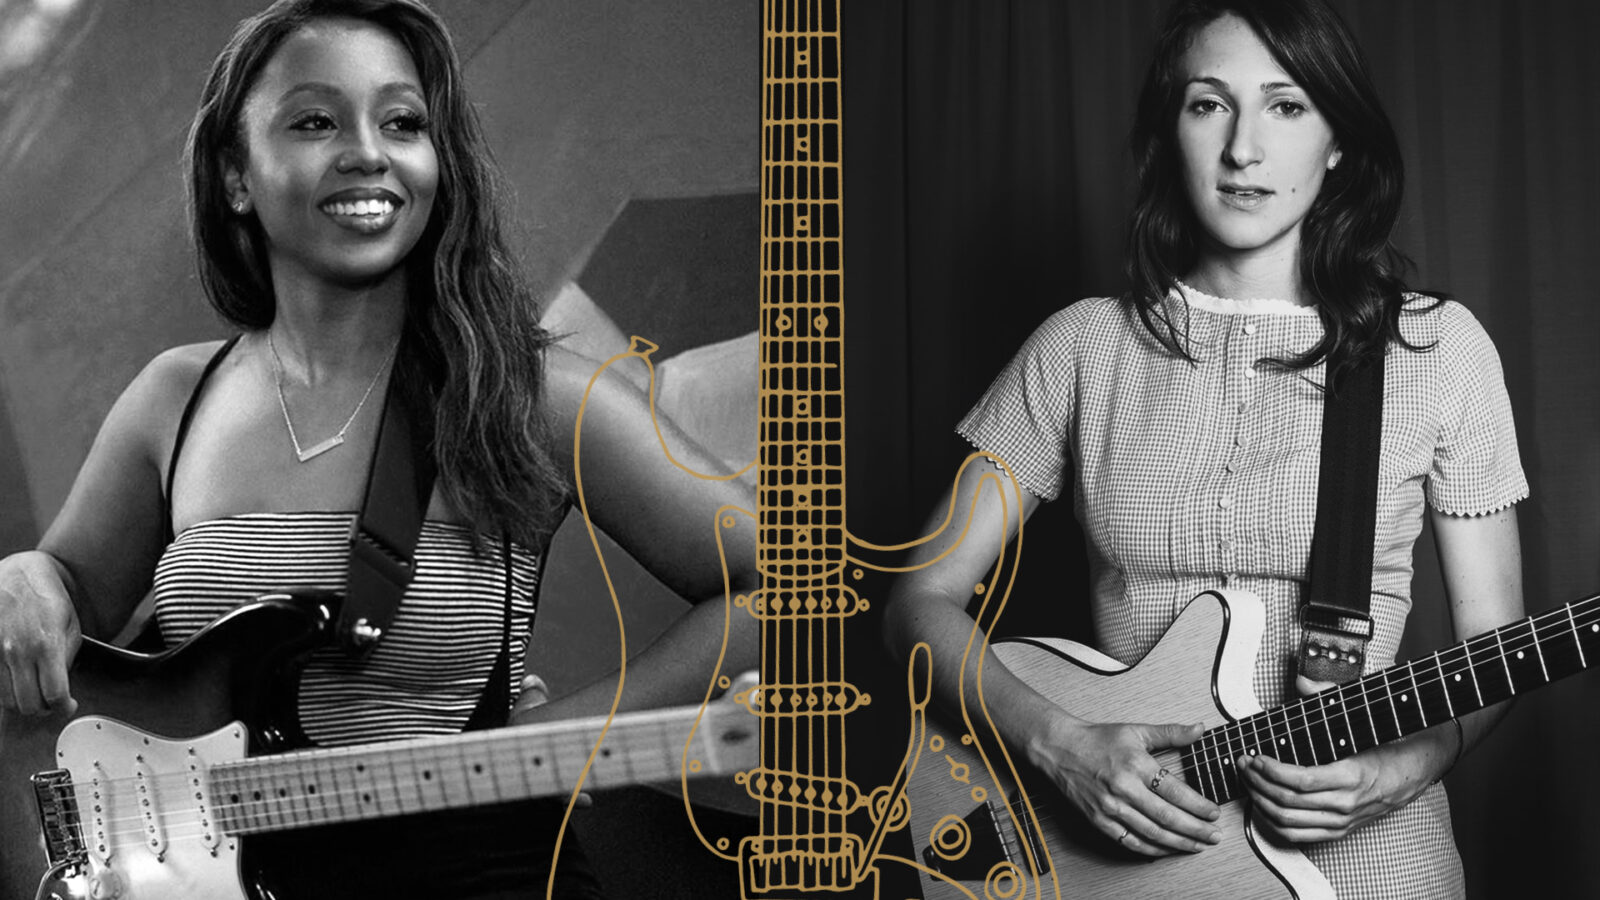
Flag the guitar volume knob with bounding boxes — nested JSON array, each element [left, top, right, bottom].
[[89, 869, 125, 899]]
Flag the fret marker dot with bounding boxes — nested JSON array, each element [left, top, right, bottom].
[[1339, 739, 1347, 747], [474, 763, 484, 774], [362, 793, 372, 804], [423, 771, 431, 781], [307, 785, 316, 794], [1516, 651, 1525, 659], [1454, 674, 1461, 682], [1592, 625, 1598, 633], [1279, 739, 1287, 746], [1402, 694, 1410, 702]]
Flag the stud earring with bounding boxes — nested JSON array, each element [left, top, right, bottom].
[[232, 199, 248, 214]]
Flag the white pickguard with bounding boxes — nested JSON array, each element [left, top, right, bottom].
[[49, 717, 250, 900]]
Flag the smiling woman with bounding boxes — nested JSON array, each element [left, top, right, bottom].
[[0, 1, 759, 898]]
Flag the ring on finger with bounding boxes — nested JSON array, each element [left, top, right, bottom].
[[1149, 767, 1169, 792], [1116, 827, 1132, 844]]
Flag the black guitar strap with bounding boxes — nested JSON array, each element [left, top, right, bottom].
[[1299, 355, 1385, 685], [339, 366, 436, 658]]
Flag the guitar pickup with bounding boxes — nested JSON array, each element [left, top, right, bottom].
[[1298, 607, 1373, 685]]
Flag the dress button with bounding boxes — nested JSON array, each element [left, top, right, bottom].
[[1219, 538, 1235, 552], [1244, 366, 1258, 379], [1225, 459, 1238, 473], [1218, 495, 1234, 509], [1244, 323, 1259, 336]]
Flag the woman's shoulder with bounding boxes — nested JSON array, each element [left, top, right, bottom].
[[133, 340, 237, 410], [1023, 296, 1127, 349], [1397, 294, 1500, 358], [114, 340, 235, 428], [77, 339, 239, 478]]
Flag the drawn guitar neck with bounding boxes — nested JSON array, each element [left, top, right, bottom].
[[741, 0, 881, 895]]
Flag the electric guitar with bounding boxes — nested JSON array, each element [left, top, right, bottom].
[[3, 592, 757, 900], [906, 587, 1600, 900]]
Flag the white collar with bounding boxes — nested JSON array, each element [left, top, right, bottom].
[[1174, 279, 1319, 317]]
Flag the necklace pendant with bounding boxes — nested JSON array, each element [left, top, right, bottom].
[[295, 433, 346, 463]]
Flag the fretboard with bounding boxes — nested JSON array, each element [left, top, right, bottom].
[[208, 703, 752, 836], [747, 0, 864, 893], [1183, 592, 1600, 804]]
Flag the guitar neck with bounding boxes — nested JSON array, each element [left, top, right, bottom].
[[1186, 592, 1600, 804], [746, 0, 870, 894], [210, 704, 750, 836]]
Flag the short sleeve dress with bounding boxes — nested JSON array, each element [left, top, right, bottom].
[[956, 282, 1528, 900]]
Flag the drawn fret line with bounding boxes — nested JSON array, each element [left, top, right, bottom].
[[760, 161, 842, 169]]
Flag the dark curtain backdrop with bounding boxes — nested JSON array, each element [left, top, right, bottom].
[[843, 1, 1600, 897]]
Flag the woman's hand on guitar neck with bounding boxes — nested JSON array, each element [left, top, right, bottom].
[[0, 550, 82, 717], [1030, 715, 1224, 857], [1235, 718, 1455, 843]]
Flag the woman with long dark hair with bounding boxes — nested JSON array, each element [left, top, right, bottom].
[[885, 1, 1524, 896], [0, 1, 756, 896]]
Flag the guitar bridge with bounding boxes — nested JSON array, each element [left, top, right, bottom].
[[31, 769, 87, 873]]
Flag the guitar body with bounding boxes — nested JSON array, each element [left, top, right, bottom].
[[908, 590, 1333, 900], [0, 593, 339, 900]]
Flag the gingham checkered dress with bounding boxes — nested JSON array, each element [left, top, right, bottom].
[[957, 283, 1528, 900]]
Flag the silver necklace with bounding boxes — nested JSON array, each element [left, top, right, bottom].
[[267, 331, 400, 463]]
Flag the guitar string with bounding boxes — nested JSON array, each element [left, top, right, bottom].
[[44, 718, 720, 834], [41, 694, 740, 799], [56, 731, 717, 845]]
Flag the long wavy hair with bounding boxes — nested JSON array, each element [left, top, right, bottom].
[[1127, 0, 1430, 385], [185, 0, 562, 547]]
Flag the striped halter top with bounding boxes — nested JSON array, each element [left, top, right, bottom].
[[152, 339, 541, 748]]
